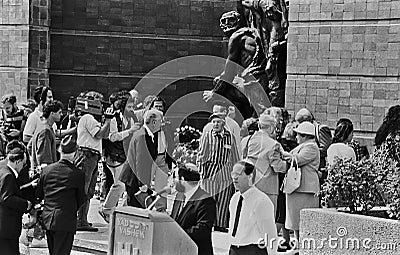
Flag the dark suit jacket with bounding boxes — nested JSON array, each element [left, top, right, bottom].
[[171, 188, 216, 255], [36, 159, 86, 233], [120, 127, 156, 191], [0, 166, 29, 239]]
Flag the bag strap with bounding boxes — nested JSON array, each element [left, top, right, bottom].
[[243, 133, 254, 159], [115, 113, 123, 132], [314, 123, 321, 148], [292, 155, 298, 171]]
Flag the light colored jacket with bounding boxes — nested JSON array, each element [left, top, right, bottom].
[[245, 130, 287, 195], [291, 140, 320, 194]]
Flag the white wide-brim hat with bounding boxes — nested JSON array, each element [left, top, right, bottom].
[[293, 121, 316, 136]]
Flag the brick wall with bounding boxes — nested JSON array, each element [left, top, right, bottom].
[[286, 0, 400, 135], [0, 0, 30, 102], [28, 0, 51, 92], [49, 0, 237, 108]]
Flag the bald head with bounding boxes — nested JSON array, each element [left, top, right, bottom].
[[295, 108, 314, 123], [129, 89, 139, 98]]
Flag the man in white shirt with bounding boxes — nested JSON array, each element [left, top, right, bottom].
[[203, 102, 242, 159], [23, 86, 54, 143], [229, 160, 278, 255], [74, 91, 111, 232], [23, 86, 76, 145]]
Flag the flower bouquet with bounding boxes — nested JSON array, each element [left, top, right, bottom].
[[172, 125, 202, 165]]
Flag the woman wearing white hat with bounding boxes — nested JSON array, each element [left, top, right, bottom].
[[282, 121, 321, 248]]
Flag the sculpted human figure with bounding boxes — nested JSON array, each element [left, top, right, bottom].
[[241, 0, 288, 107], [203, 11, 271, 119]]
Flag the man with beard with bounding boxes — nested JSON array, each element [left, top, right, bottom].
[[171, 163, 216, 255], [99, 93, 140, 222], [0, 94, 27, 141], [23, 86, 54, 144]]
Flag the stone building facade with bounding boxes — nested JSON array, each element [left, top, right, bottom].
[[1, 0, 236, 108], [286, 0, 400, 137], [1, 0, 399, 134]]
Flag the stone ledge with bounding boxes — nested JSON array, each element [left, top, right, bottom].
[[72, 239, 107, 255], [300, 208, 400, 255]]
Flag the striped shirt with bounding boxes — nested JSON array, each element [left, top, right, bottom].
[[197, 128, 239, 182]]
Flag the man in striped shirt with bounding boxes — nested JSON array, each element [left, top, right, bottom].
[[197, 113, 239, 232]]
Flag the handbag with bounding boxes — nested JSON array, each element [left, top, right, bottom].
[[282, 156, 301, 194]]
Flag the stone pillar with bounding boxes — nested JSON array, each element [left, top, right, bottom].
[[286, 0, 400, 133], [0, 0, 30, 101], [0, 0, 51, 102], [28, 0, 51, 95]]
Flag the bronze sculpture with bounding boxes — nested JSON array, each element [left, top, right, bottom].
[[204, 1, 288, 118]]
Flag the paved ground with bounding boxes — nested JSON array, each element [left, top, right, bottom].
[[29, 199, 298, 255]]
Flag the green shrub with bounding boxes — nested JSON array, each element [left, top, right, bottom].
[[321, 158, 386, 215], [322, 147, 400, 219], [373, 145, 400, 219]]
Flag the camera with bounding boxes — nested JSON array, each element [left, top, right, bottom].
[[67, 92, 117, 120], [0, 120, 17, 141]]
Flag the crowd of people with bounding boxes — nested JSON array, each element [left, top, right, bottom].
[[0, 85, 397, 255]]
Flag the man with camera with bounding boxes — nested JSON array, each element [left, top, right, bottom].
[[74, 91, 112, 232], [0, 94, 26, 140], [99, 92, 140, 222]]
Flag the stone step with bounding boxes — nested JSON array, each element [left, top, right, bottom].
[[73, 239, 107, 255]]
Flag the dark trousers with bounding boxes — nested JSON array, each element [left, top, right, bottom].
[[74, 148, 100, 226], [46, 230, 74, 255], [0, 238, 19, 255], [229, 244, 268, 255], [101, 161, 114, 200]]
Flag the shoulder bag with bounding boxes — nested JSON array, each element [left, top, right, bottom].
[[282, 155, 301, 194]]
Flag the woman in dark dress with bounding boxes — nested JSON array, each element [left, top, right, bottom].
[[374, 105, 400, 164]]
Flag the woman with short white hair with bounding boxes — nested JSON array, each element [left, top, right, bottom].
[[282, 121, 320, 247]]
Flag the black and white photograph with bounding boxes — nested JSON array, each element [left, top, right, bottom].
[[0, 0, 399, 254]]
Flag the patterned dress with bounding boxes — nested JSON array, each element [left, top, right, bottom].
[[374, 130, 400, 164], [197, 128, 239, 228]]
